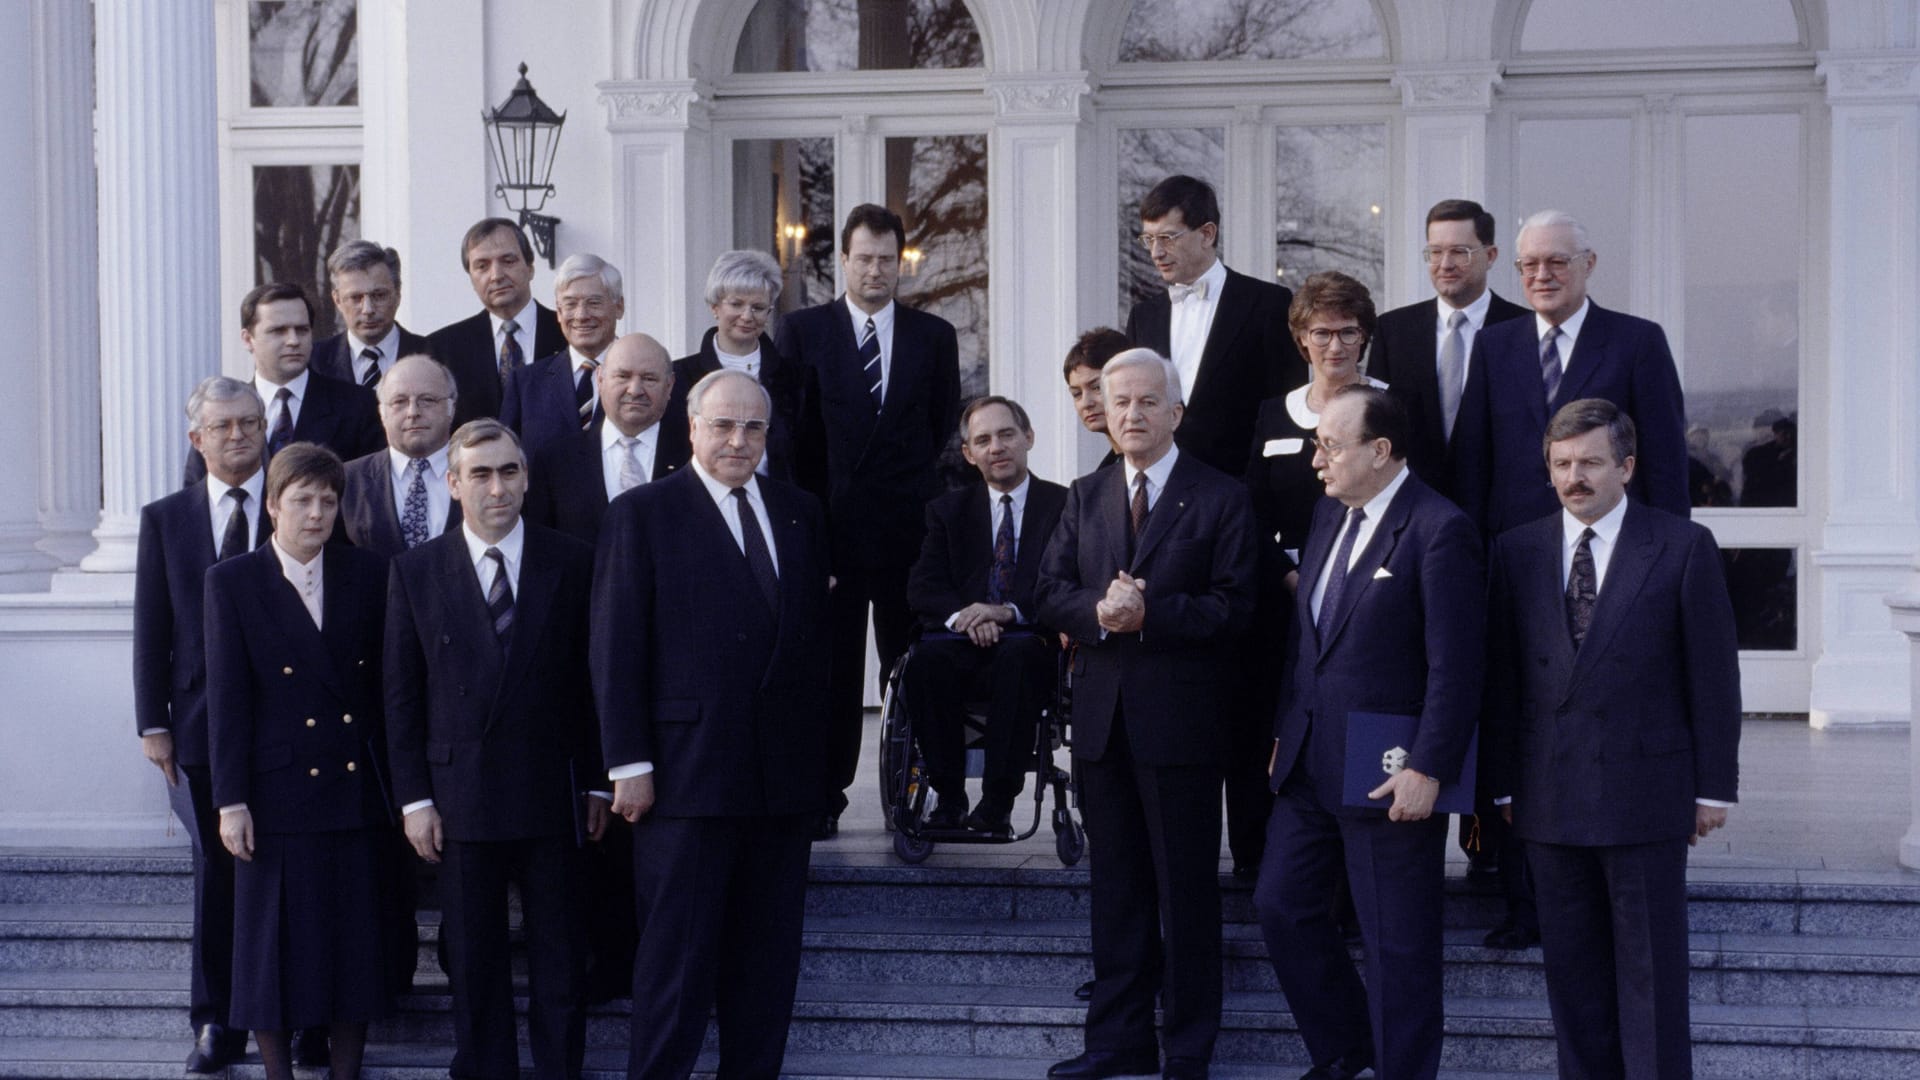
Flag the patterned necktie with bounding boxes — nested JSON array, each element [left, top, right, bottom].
[[1540, 326, 1564, 404], [1316, 506, 1366, 643], [498, 318, 523, 387], [731, 488, 780, 612], [859, 316, 883, 410], [1438, 310, 1467, 440], [1129, 472, 1150, 540], [576, 359, 598, 428], [1566, 527, 1597, 648], [359, 346, 382, 388], [483, 547, 514, 643], [987, 493, 1016, 605], [617, 436, 645, 492], [218, 489, 250, 561], [400, 458, 430, 549], [266, 387, 294, 458]]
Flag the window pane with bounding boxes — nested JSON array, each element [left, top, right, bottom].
[[1119, 0, 1385, 63], [1724, 547, 1797, 651], [1274, 124, 1387, 299], [1117, 128, 1226, 318], [1680, 112, 1801, 509], [732, 138, 837, 315], [253, 164, 360, 339], [249, 0, 358, 108], [885, 134, 989, 398], [734, 0, 983, 73]]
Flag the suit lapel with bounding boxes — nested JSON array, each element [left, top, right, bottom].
[[494, 528, 557, 709], [249, 546, 347, 700], [1099, 464, 1131, 578], [367, 458, 406, 552], [1013, 483, 1054, 588], [294, 379, 334, 442], [1511, 331, 1549, 430], [1295, 496, 1339, 636], [1554, 304, 1609, 408], [1568, 504, 1660, 688], [963, 488, 995, 598], [438, 532, 506, 677], [877, 311, 921, 427], [1319, 482, 1413, 655], [1404, 300, 1445, 439], [1135, 295, 1172, 355], [319, 548, 363, 684], [1130, 459, 1194, 572], [1193, 272, 1252, 403]]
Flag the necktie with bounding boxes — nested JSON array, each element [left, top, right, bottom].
[[218, 489, 250, 561], [1439, 310, 1467, 440], [1168, 280, 1209, 303], [1129, 472, 1150, 540], [359, 346, 382, 388], [1541, 326, 1564, 404], [1566, 527, 1597, 648], [859, 316, 883, 410], [576, 359, 598, 428], [617, 436, 645, 492], [1315, 507, 1366, 643], [731, 488, 780, 612], [498, 319, 523, 387], [266, 387, 293, 458], [483, 547, 514, 643], [400, 458, 430, 549], [987, 493, 1016, 605]]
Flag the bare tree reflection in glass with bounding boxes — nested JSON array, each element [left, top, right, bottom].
[[249, 0, 358, 107], [1118, 0, 1384, 63], [1274, 125, 1387, 299], [734, 0, 983, 73], [254, 165, 360, 340]]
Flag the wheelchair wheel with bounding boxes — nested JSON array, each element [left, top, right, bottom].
[[1054, 817, 1086, 866], [893, 828, 933, 864], [877, 656, 915, 832]]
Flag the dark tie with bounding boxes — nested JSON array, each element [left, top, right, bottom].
[[1129, 471, 1150, 549], [1438, 310, 1467, 439], [1540, 326, 1564, 403], [987, 493, 1016, 605], [218, 489, 250, 561], [731, 488, 780, 612], [400, 458, 430, 549], [266, 387, 293, 458], [359, 346, 382, 388], [576, 359, 598, 428], [483, 547, 514, 644], [1315, 506, 1366, 643], [1566, 527, 1597, 647], [859, 316, 883, 411], [498, 318, 523, 387]]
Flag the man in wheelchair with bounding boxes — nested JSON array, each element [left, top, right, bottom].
[[904, 395, 1069, 835]]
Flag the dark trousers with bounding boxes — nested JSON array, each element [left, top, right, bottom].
[[1255, 771, 1448, 1080], [439, 836, 586, 1080], [582, 816, 636, 1002], [1463, 805, 1538, 931], [901, 634, 1050, 808], [825, 561, 916, 813], [1528, 837, 1693, 1080], [1075, 708, 1222, 1062], [169, 765, 235, 1033], [1224, 639, 1275, 868], [628, 814, 813, 1080]]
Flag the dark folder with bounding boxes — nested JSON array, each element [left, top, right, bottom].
[[1341, 711, 1477, 815]]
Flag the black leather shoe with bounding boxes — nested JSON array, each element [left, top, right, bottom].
[[1483, 920, 1541, 949], [810, 813, 839, 841], [1162, 1056, 1209, 1079], [185, 1024, 244, 1074], [1074, 978, 1095, 1001], [1299, 1054, 1373, 1080], [965, 802, 1012, 836], [927, 793, 970, 829], [1048, 1048, 1160, 1078], [292, 1027, 330, 1069]]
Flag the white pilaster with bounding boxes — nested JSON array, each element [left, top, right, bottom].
[[75, 1, 221, 575], [1808, 51, 1920, 729], [597, 80, 714, 355], [1388, 64, 1501, 308]]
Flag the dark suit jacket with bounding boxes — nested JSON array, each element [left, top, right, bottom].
[[1451, 301, 1689, 536], [502, 348, 596, 460], [674, 328, 805, 483], [132, 481, 270, 766], [1368, 292, 1530, 500], [907, 477, 1069, 632], [523, 414, 691, 547], [182, 372, 386, 487], [309, 325, 432, 386], [1273, 473, 1486, 812], [591, 468, 832, 818], [1486, 501, 1740, 847], [383, 522, 602, 843], [776, 298, 960, 570], [203, 543, 390, 834], [339, 450, 463, 558], [1126, 268, 1301, 475], [426, 303, 565, 427], [1035, 452, 1256, 767]]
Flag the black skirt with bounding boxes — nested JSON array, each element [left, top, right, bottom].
[[230, 827, 395, 1031]]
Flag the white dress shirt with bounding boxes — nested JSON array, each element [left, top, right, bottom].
[[1121, 445, 1180, 517], [601, 419, 661, 499], [1560, 495, 1627, 593], [844, 295, 896, 401], [388, 447, 452, 540], [254, 369, 311, 431], [490, 301, 538, 367], [1167, 258, 1229, 401], [1309, 464, 1410, 622], [1536, 297, 1592, 360], [271, 537, 325, 629], [205, 469, 266, 553], [1434, 288, 1496, 386], [346, 325, 401, 384], [945, 475, 1031, 629]]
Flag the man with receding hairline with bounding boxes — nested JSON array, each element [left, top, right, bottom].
[[311, 239, 431, 390], [340, 355, 463, 557], [427, 218, 566, 426]]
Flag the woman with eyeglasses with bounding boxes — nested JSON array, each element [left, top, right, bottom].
[[673, 249, 807, 483]]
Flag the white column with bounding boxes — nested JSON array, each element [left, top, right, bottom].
[[985, 73, 1093, 484], [1387, 64, 1502, 309], [596, 80, 714, 354], [74, 0, 221, 575], [1889, 572, 1920, 868], [1807, 52, 1920, 728], [0, 3, 50, 589]]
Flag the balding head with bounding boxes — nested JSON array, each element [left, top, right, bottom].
[[598, 333, 675, 437], [376, 354, 458, 458]]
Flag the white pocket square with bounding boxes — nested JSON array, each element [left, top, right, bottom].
[[1372, 567, 1393, 580], [1263, 437, 1305, 457]]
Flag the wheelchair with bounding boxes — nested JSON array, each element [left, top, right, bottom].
[[876, 631, 1086, 866]]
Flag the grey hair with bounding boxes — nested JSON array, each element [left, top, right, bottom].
[[1100, 347, 1184, 406], [326, 239, 402, 289], [447, 418, 526, 473], [686, 368, 774, 420], [703, 250, 784, 307], [1517, 209, 1590, 254], [185, 375, 264, 432], [377, 353, 460, 403], [554, 252, 624, 303]]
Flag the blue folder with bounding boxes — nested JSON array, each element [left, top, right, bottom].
[[1341, 711, 1478, 815]]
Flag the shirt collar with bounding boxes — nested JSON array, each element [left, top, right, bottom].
[[206, 467, 266, 511], [569, 344, 606, 375], [1536, 297, 1591, 343], [1356, 461, 1412, 523], [1122, 444, 1180, 498], [490, 301, 536, 340], [844, 295, 895, 336], [602, 417, 660, 453], [1563, 493, 1629, 551], [254, 368, 310, 402], [1284, 376, 1389, 431], [690, 456, 763, 506], [388, 444, 449, 482], [269, 535, 322, 577], [987, 473, 1031, 512], [346, 325, 401, 361], [1438, 288, 1494, 328], [462, 517, 525, 567]]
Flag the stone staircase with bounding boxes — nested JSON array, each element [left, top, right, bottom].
[[2, 851, 1919, 1078]]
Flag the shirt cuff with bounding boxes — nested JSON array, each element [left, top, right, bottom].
[[1492, 796, 1512, 806], [608, 761, 654, 781], [218, 803, 248, 815], [588, 791, 613, 803], [1006, 602, 1024, 624], [1696, 798, 1733, 808], [139, 727, 170, 737], [401, 799, 435, 816], [944, 610, 965, 631]]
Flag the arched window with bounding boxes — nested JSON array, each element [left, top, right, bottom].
[[1117, 0, 1385, 63], [734, 0, 983, 73]]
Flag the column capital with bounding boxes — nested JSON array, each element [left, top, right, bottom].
[[597, 79, 712, 132], [1390, 63, 1503, 113], [984, 73, 1092, 125], [1816, 51, 1920, 104]]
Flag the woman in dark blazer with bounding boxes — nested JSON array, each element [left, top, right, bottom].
[[673, 248, 807, 482], [206, 443, 394, 1080]]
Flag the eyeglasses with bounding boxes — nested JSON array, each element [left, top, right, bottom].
[[199, 416, 264, 437], [558, 297, 613, 315], [719, 298, 773, 319], [1515, 253, 1585, 279], [1137, 229, 1192, 252], [1420, 245, 1484, 265], [1305, 327, 1366, 347], [699, 417, 769, 437], [1310, 434, 1375, 458], [383, 394, 448, 413]]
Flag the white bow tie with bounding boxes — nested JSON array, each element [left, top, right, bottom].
[[1168, 280, 1209, 303]]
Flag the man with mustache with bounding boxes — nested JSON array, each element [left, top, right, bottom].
[[427, 218, 565, 427]]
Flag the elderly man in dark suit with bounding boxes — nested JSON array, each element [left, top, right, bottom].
[[340, 355, 462, 556], [777, 202, 960, 838], [427, 218, 565, 427], [134, 376, 268, 1075], [1451, 209, 1690, 537], [185, 283, 385, 486], [310, 240, 431, 390], [594, 369, 833, 1079], [1037, 348, 1256, 1080], [905, 395, 1068, 835], [502, 253, 625, 459], [525, 333, 689, 548], [384, 419, 606, 1080], [1255, 385, 1485, 1080], [1487, 398, 1740, 1080], [676, 249, 805, 481]]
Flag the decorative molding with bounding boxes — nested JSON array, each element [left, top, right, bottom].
[[1233, 102, 1264, 127], [1390, 64, 1503, 112], [596, 80, 710, 130], [1816, 52, 1920, 103], [843, 113, 871, 136], [1643, 93, 1677, 115], [984, 74, 1092, 121]]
